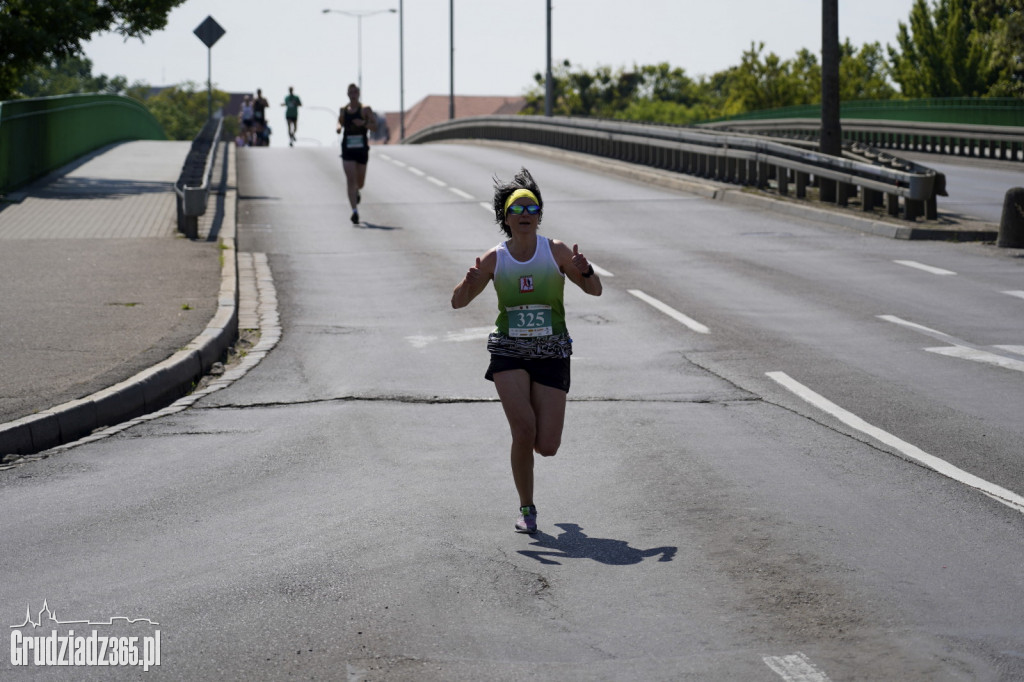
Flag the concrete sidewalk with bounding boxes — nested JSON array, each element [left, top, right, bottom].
[[0, 139, 238, 456]]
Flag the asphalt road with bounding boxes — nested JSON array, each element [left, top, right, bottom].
[[1, 142, 1021, 681], [901, 150, 1023, 224]]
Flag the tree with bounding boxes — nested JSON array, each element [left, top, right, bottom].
[[0, 0, 186, 100], [887, 0, 1002, 97], [17, 55, 132, 99], [143, 82, 231, 141], [718, 43, 816, 116], [839, 41, 896, 100], [970, 0, 1024, 96]]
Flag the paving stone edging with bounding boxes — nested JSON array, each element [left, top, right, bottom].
[[0, 143, 239, 457]]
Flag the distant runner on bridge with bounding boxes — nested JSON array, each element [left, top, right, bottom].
[[282, 86, 302, 147], [336, 83, 377, 225], [451, 168, 603, 534]]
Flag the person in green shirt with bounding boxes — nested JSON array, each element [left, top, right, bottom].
[[282, 86, 302, 146], [451, 168, 602, 534]]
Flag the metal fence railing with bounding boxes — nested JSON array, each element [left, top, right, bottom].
[[174, 117, 224, 239], [703, 98, 1024, 127], [697, 117, 1024, 163], [404, 115, 943, 221], [0, 94, 164, 195]]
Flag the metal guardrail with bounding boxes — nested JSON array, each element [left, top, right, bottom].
[[698, 117, 1024, 163], [702, 97, 1024, 127], [404, 115, 941, 221], [174, 117, 224, 239]]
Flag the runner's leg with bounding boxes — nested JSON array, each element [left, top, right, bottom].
[[493, 369, 536, 507], [355, 161, 369, 191], [531, 382, 566, 457], [342, 160, 360, 210]]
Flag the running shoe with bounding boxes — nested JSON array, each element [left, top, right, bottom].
[[515, 505, 538, 534], [350, 210, 359, 225]]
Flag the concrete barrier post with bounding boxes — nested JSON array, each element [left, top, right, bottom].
[[997, 187, 1024, 248], [777, 166, 789, 197], [795, 172, 808, 199]]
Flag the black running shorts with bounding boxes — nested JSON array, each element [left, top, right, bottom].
[[485, 355, 570, 393]]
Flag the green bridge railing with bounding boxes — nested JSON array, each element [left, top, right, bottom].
[[0, 93, 165, 195], [712, 98, 1024, 127]]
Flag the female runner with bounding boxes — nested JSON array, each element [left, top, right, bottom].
[[336, 83, 377, 224], [451, 168, 602, 533]]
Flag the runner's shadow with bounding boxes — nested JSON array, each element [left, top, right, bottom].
[[517, 523, 677, 566], [357, 221, 401, 231]]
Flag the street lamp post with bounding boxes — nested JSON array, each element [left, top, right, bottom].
[[399, 0, 405, 140], [545, 0, 552, 117], [449, 0, 454, 120], [322, 8, 397, 93]]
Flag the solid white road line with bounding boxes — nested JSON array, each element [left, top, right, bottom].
[[766, 371, 1024, 514], [763, 652, 831, 682], [449, 187, 474, 200], [628, 289, 710, 334], [893, 259, 957, 276], [1003, 290, 1024, 301]]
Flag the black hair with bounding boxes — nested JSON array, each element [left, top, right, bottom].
[[492, 167, 543, 237]]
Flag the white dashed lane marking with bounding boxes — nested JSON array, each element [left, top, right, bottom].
[[893, 259, 957, 276], [628, 289, 709, 334], [763, 652, 831, 682], [879, 315, 1024, 374]]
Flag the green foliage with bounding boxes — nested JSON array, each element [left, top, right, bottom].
[[0, 0, 186, 100], [8, 55, 236, 141], [839, 41, 896, 101], [17, 55, 132, 99], [524, 42, 898, 123], [142, 82, 232, 141], [522, 0, 1016, 126], [971, 0, 1024, 96], [887, 0, 1021, 97]]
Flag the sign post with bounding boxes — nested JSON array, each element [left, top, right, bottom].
[[193, 16, 226, 121]]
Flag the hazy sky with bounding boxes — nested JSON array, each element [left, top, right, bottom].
[[83, 0, 917, 147]]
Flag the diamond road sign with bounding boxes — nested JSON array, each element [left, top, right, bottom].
[[193, 16, 225, 48]]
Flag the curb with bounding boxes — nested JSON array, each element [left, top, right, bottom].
[[0, 143, 239, 458], [450, 139, 999, 242]]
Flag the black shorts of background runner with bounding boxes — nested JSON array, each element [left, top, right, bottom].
[[341, 146, 369, 164], [485, 355, 570, 392]]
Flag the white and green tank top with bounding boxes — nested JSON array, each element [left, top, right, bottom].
[[493, 235, 566, 338]]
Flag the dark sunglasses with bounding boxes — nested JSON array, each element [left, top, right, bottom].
[[507, 204, 541, 215]]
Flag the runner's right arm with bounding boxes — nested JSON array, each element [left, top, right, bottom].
[[451, 249, 496, 309]]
